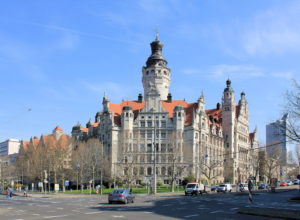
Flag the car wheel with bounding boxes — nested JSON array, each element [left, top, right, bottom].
[[132, 199, 134, 203]]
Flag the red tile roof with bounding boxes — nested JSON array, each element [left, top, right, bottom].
[[161, 100, 198, 125], [93, 123, 98, 127], [53, 125, 63, 132], [81, 128, 88, 133], [109, 101, 146, 125], [205, 108, 222, 127], [41, 134, 72, 151], [21, 140, 29, 151], [249, 132, 255, 145], [107, 99, 240, 127]]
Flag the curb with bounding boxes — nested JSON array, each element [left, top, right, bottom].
[[238, 208, 300, 220]]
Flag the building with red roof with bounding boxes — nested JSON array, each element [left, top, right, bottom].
[[72, 37, 258, 185]]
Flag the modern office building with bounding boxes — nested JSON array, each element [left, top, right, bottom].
[[266, 113, 290, 165]]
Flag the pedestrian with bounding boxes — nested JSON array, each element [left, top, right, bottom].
[[24, 190, 27, 197], [10, 187, 13, 198], [6, 188, 9, 199]]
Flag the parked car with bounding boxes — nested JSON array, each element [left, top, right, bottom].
[[108, 189, 135, 204], [287, 180, 293, 186], [239, 183, 249, 192], [211, 186, 217, 192], [294, 179, 300, 185], [185, 182, 204, 195], [280, 182, 288, 187], [258, 184, 269, 190], [217, 183, 232, 193]]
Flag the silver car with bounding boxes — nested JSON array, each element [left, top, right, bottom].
[[108, 189, 135, 204]]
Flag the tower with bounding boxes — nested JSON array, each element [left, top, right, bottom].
[[142, 36, 171, 101], [222, 79, 236, 182]]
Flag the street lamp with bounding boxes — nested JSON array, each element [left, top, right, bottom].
[[77, 163, 80, 191]]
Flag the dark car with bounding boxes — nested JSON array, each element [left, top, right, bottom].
[[108, 189, 135, 204], [211, 186, 217, 192], [258, 184, 269, 190]]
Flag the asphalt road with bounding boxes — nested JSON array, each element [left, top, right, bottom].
[[0, 190, 299, 220]]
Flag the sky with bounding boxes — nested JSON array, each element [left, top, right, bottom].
[[0, 0, 299, 146]]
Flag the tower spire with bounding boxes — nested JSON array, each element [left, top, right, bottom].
[[154, 28, 159, 40]]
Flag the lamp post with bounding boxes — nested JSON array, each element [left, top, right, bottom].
[[152, 120, 157, 194], [77, 163, 80, 191]]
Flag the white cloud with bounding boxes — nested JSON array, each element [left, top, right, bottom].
[[183, 64, 294, 82], [80, 80, 141, 102], [241, 1, 300, 56]]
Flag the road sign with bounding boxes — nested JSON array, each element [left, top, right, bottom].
[[55, 184, 59, 192], [65, 180, 69, 186], [38, 182, 43, 187], [145, 178, 149, 183], [189, 164, 193, 168]]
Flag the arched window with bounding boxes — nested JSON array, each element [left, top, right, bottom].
[[147, 167, 152, 175], [139, 167, 144, 175]]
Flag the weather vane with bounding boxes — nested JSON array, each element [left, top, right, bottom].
[[154, 28, 159, 40]]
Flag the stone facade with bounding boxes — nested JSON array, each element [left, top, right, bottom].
[[72, 38, 257, 185]]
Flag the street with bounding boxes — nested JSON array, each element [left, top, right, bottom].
[[0, 189, 300, 220]]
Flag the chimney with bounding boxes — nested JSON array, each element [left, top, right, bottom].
[[216, 103, 220, 110], [138, 93, 143, 103], [167, 93, 172, 102]]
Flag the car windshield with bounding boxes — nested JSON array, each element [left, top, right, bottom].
[[112, 190, 124, 194], [219, 185, 226, 187], [186, 184, 196, 188]]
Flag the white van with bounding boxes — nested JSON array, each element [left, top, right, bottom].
[[185, 183, 205, 195]]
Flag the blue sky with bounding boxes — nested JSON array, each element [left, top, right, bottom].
[[0, 0, 299, 145]]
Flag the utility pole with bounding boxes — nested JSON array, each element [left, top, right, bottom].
[[153, 119, 157, 194]]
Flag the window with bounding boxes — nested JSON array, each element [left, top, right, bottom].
[[133, 167, 138, 176], [139, 167, 144, 175], [140, 155, 145, 163], [161, 121, 166, 128], [147, 167, 152, 175], [140, 131, 145, 138], [168, 167, 172, 175], [164, 180, 170, 184], [161, 132, 166, 139], [140, 144, 145, 152], [147, 121, 152, 127], [161, 144, 166, 152], [141, 121, 145, 127], [133, 144, 138, 151], [147, 144, 152, 152], [156, 120, 159, 127], [147, 131, 152, 138], [136, 180, 141, 185]]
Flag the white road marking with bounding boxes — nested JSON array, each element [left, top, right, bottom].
[[32, 214, 40, 216], [84, 211, 103, 214], [230, 208, 239, 210], [143, 211, 153, 214], [184, 214, 199, 218], [56, 207, 63, 210], [112, 215, 125, 218], [210, 210, 224, 214], [43, 215, 68, 219]]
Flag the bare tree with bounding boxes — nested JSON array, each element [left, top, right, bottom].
[[166, 131, 187, 192], [71, 138, 107, 193], [281, 79, 300, 143], [265, 146, 281, 184], [200, 159, 223, 184]]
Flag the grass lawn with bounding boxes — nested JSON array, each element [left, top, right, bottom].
[[60, 186, 185, 195]]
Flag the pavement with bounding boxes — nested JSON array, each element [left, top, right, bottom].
[[0, 187, 299, 220]]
